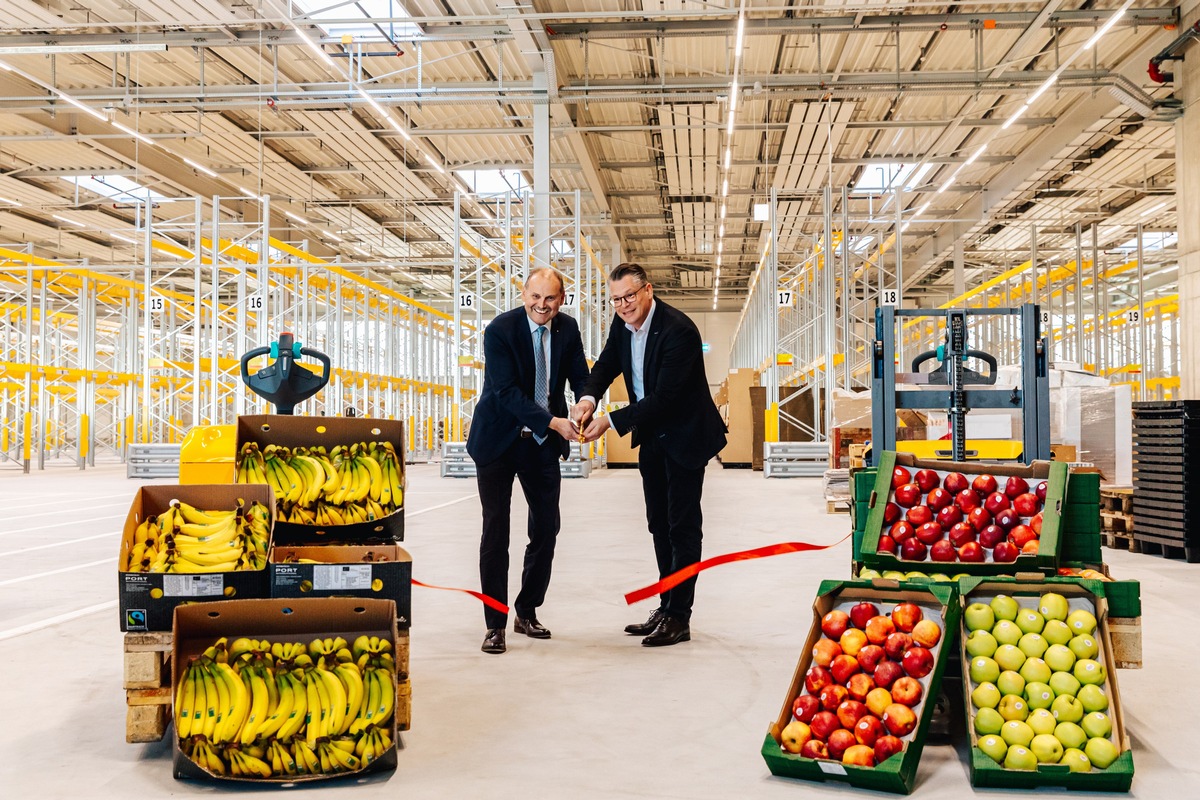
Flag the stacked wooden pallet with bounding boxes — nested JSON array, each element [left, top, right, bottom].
[[1100, 487, 1135, 551], [1131, 401, 1200, 561]]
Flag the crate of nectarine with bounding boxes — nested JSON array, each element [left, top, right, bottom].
[[762, 579, 961, 794], [860, 451, 1069, 576]]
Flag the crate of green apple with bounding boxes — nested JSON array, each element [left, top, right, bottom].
[[861, 452, 1067, 574], [763, 581, 961, 794], [960, 581, 1133, 791]]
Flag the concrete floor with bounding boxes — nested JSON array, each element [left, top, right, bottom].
[[1, 460, 1198, 798]]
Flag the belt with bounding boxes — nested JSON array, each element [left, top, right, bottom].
[[519, 429, 534, 439]]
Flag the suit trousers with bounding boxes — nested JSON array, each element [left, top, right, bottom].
[[477, 436, 562, 630], [637, 438, 706, 622]]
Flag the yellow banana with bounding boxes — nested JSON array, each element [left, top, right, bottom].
[[276, 672, 308, 742], [199, 663, 220, 740], [334, 663, 364, 734], [304, 672, 324, 745], [370, 667, 394, 726], [174, 516, 240, 545], [316, 665, 348, 735], [238, 665, 271, 745], [256, 671, 296, 741], [238, 749, 273, 778], [212, 660, 248, 743], [359, 454, 383, 502], [174, 662, 197, 738], [175, 501, 237, 526]]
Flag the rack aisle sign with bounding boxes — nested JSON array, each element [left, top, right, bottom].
[[247, 294, 264, 312], [146, 295, 165, 314], [777, 288, 794, 308], [457, 292, 476, 310], [563, 289, 578, 309], [1042, 309, 1051, 326], [881, 288, 900, 306], [1125, 308, 1140, 325]]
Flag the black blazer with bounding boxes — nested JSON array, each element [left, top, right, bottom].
[[466, 307, 591, 467], [583, 300, 727, 470]]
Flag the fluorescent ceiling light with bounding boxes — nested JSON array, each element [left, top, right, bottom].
[[0, 194, 21, 205], [52, 214, 86, 227], [183, 157, 218, 178], [285, 210, 310, 224], [1084, 5, 1130, 50], [111, 233, 138, 244], [724, 148, 731, 169], [110, 121, 155, 147], [59, 93, 107, 122], [1002, 104, 1029, 130], [730, 79, 739, 111], [734, 13, 745, 58], [0, 43, 166, 55], [424, 153, 445, 173], [964, 144, 988, 166], [1141, 201, 1168, 217]]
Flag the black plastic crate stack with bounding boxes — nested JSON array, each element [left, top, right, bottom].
[[1131, 400, 1200, 562]]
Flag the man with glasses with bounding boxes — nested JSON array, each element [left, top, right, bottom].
[[467, 267, 590, 655], [574, 263, 727, 647]]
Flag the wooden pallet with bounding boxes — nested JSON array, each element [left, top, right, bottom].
[[1108, 617, 1143, 670], [1100, 510, 1134, 535], [826, 499, 851, 514], [1100, 487, 1133, 515], [1102, 531, 1140, 554]]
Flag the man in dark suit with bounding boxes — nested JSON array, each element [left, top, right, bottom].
[[466, 268, 590, 655], [576, 263, 727, 647]]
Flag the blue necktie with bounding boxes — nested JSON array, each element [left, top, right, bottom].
[[533, 325, 548, 444]]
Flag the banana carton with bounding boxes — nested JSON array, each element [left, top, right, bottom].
[[118, 483, 274, 632], [236, 415, 406, 545], [171, 598, 400, 784], [269, 544, 412, 629]]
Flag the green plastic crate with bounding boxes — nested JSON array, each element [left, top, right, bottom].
[[1065, 472, 1101, 505], [1062, 503, 1102, 535]]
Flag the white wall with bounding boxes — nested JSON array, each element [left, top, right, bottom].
[[685, 311, 742, 391]]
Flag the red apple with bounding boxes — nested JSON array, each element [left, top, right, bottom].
[[901, 646, 935, 679], [1010, 524, 1037, 548], [1022, 539, 1039, 554], [949, 522, 976, 548], [883, 501, 902, 525], [958, 541, 985, 562], [1012, 492, 1040, 517], [915, 469, 940, 492], [911, 619, 941, 648], [820, 684, 849, 712], [827, 729, 858, 760], [972, 474, 998, 495], [884, 632, 913, 662], [800, 739, 830, 760], [812, 638, 843, 667], [856, 644, 887, 673], [893, 483, 922, 508], [849, 602, 880, 630], [936, 505, 963, 529], [984, 492, 1011, 516], [809, 710, 841, 741], [853, 716, 885, 748], [978, 524, 1007, 549], [899, 538, 928, 561], [994, 507, 1019, 531], [821, 610, 851, 640], [837, 699, 869, 730], [890, 676, 924, 707], [916, 522, 944, 546], [929, 539, 957, 562], [1030, 512, 1043, 534], [1035, 480, 1048, 502], [864, 615, 896, 645], [992, 541, 1019, 562], [805, 665, 834, 695], [830, 654, 861, 685], [967, 507, 992, 532], [1004, 475, 1030, 499], [926, 487, 953, 512], [955, 488, 982, 512], [905, 505, 933, 527], [943, 472, 969, 494], [891, 466, 912, 489], [846, 672, 876, 702], [889, 520, 915, 543], [876, 535, 898, 555], [872, 660, 904, 690], [882, 703, 917, 737], [890, 603, 923, 633], [793, 694, 821, 723], [874, 735, 904, 764]]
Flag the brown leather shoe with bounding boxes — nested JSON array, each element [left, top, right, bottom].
[[482, 628, 506, 654], [642, 615, 690, 647], [513, 616, 551, 639], [624, 608, 666, 635]]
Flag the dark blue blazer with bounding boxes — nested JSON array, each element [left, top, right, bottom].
[[466, 307, 591, 467], [582, 300, 727, 470]]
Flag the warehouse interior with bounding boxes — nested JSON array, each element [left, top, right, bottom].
[[2, 0, 1199, 796]]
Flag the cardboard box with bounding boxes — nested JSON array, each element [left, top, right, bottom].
[[118, 484, 274, 632], [762, 580, 961, 794], [956, 578, 1133, 791], [860, 452, 1068, 575], [270, 544, 412, 628], [719, 368, 758, 465], [171, 598, 399, 784], [237, 415, 406, 544]]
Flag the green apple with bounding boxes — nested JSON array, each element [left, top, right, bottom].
[[858, 568, 881, 579], [1068, 634, 1099, 660], [996, 670, 1026, 698], [1019, 657, 1051, 685], [1015, 608, 1046, 635], [1027, 708, 1057, 736], [1054, 721, 1088, 750], [1051, 694, 1084, 724], [953, 573, 971, 581], [1084, 737, 1120, 769], [1043, 643, 1077, 673], [974, 707, 1005, 736], [1048, 671, 1081, 699], [882, 570, 908, 580], [1030, 733, 1064, 764], [969, 656, 1001, 685], [1066, 608, 1098, 636], [1000, 720, 1036, 748], [930, 573, 952, 582], [1004, 745, 1038, 771], [990, 595, 1019, 622], [991, 620, 1023, 646], [1038, 592, 1071, 622], [1060, 748, 1092, 773], [978, 734, 1008, 764], [998, 694, 1029, 721], [1081, 712, 1112, 740], [971, 682, 1002, 710], [1018, 633, 1049, 660], [1077, 684, 1109, 713], [1073, 659, 1106, 686], [966, 630, 999, 658], [1043, 620, 1073, 646], [905, 571, 931, 582], [964, 602, 996, 632], [1025, 682, 1055, 710], [994, 644, 1027, 672]]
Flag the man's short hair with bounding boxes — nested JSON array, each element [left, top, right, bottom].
[[609, 262, 649, 286], [527, 267, 566, 295]]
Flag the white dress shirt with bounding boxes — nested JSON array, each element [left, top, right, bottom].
[[627, 300, 657, 401]]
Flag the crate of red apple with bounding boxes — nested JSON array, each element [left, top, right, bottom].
[[860, 452, 1069, 575], [763, 580, 961, 794]]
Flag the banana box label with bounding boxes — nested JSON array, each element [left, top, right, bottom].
[[314, 565, 373, 591], [163, 574, 225, 597]]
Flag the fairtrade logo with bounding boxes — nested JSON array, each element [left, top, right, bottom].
[[126, 609, 148, 629]]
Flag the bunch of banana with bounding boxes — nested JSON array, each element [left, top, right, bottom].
[[235, 440, 404, 527], [124, 500, 269, 573], [355, 725, 393, 765]]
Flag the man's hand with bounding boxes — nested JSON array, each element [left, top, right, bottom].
[[548, 417, 577, 441], [582, 414, 612, 443], [571, 399, 596, 432]]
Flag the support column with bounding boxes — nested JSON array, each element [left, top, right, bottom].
[[1178, 1, 1200, 396], [952, 240, 965, 299], [532, 70, 551, 272]]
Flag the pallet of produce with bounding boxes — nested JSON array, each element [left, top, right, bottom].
[[762, 580, 961, 794], [959, 579, 1133, 791]]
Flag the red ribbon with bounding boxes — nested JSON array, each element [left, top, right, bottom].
[[623, 532, 853, 605], [410, 578, 510, 614]]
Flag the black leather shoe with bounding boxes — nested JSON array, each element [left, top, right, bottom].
[[642, 615, 691, 647], [482, 628, 506, 654], [624, 608, 666, 636], [513, 616, 551, 639]]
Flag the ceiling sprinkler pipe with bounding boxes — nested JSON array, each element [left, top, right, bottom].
[[1148, 20, 1200, 83]]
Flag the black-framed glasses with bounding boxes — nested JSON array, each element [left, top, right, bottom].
[[610, 285, 648, 307]]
